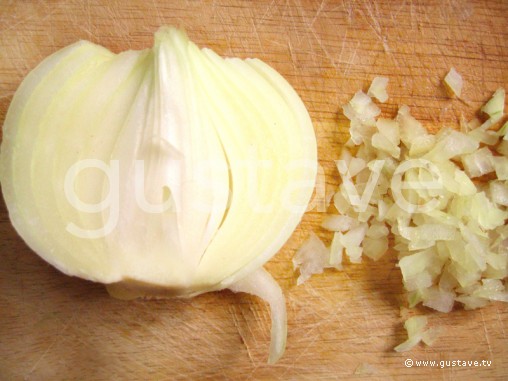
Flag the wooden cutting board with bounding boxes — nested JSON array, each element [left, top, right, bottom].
[[1, 1, 507, 380]]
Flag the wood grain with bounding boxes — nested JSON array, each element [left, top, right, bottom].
[[0, 1, 507, 380]]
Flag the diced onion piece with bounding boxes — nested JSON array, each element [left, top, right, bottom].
[[399, 249, 445, 291], [444, 67, 463, 97], [424, 128, 479, 161], [368, 76, 389, 103], [468, 127, 499, 145], [422, 286, 455, 313], [330, 232, 344, 269], [333, 190, 354, 215], [481, 88, 505, 123], [372, 131, 400, 159], [293, 232, 330, 285], [346, 246, 363, 263], [409, 134, 436, 157], [498, 122, 508, 139], [363, 236, 388, 261], [340, 147, 353, 165], [348, 157, 367, 177], [456, 295, 490, 310], [489, 181, 508, 206], [343, 91, 381, 124], [348, 118, 377, 146], [377, 118, 400, 144], [461, 147, 495, 178], [367, 222, 389, 239], [467, 192, 507, 230], [340, 223, 368, 263], [438, 161, 477, 196], [321, 214, 357, 232], [493, 156, 508, 180], [398, 224, 456, 243], [394, 316, 428, 352], [497, 140, 508, 156], [472, 279, 508, 302], [397, 105, 429, 149]]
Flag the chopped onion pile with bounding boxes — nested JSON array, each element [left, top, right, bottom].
[[294, 75, 507, 349]]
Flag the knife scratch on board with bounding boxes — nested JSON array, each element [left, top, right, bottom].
[[250, 19, 263, 52], [230, 306, 256, 364], [495, 306, 507, 339], [308, 24, 338, 70], [287, 40, 297, 70], [24, 306, 82, 379], [282, 305, 343, 379], [151, 0, 166, 27], [337, 29, 349, 71], [343, 40, 359, 77], [282, 331, 321, 376], [310, 0, 327, 27], [294, 0, 338, 70], [256, 0, 277, 27], [86, 0, 92, 39], [0, 93, 15, 101], [342, 0, 355, 23], [480, 310, 494, 359], [359, 0, 390, 53], [409, 0, 416, 30], [3, 6, 58, 34]]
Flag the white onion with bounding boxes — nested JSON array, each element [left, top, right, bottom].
[[0, 26, 318, 364]]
